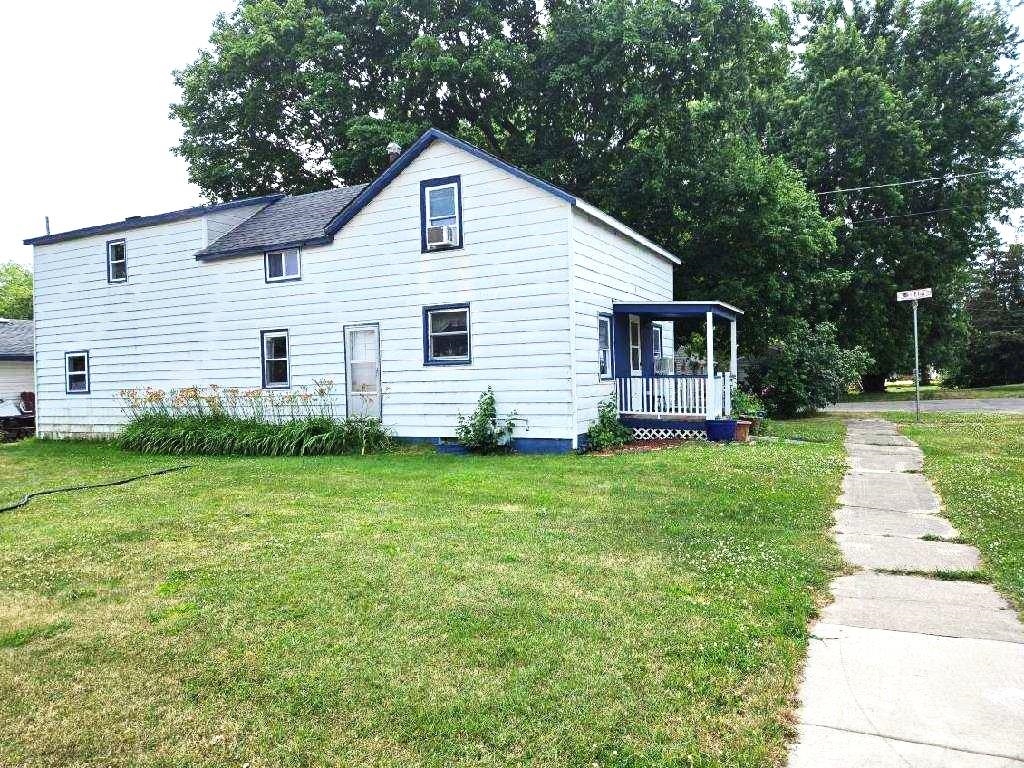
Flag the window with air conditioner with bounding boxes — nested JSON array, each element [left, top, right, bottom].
[[421, 176, 462, 252]]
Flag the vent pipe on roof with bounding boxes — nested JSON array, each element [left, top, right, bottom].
[[387, 141, 402, 164]]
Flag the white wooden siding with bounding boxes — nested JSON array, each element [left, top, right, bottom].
[[0, 361, 33, 403], [33, 141, 576, 440], [570, 208, 674, 436]]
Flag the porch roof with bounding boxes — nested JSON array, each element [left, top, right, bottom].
[[612, 301, 743, 321]]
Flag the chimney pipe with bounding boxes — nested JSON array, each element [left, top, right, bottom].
[[387, 141, 402, 164]]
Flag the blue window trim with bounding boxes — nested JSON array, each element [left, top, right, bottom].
[[264, 248, 302, 283], [419, 176, 463, 253], [598, 313, 614, 380], [106, 238, 127, 284], [422, 303, 471, 366], [260, 329, 291, 389], [64, 350, 91, 395]]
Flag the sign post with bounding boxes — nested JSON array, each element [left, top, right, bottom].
[[896, 288, 933, 420]]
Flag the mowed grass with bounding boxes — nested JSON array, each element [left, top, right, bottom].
[[0, 436, 844, 768], [888, 413, 1024, 608], [839, 381, 1024, 402]]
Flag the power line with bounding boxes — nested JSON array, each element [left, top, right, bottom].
[[816, 171, 988, 196], [848, 207, 956, 225]]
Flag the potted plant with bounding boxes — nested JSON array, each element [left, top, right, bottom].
[[730, 388, 767, 438]]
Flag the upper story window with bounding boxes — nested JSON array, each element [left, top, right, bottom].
[[107, 240, 127, 283], [598, 315, 612, 379], [265, 248, 301, 282], [423, 304, 470, 365], [420, 176, 462, 252], [65, 351, 90, 394], [261, 330, 290, 388]]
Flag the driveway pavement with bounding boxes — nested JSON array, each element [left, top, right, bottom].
[[826, 397, 1024, 413], [787, 419, 1024, 767]]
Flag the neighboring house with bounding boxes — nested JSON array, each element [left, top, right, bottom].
[[24, 129, 741, 452], [0, 319, 34, 417]]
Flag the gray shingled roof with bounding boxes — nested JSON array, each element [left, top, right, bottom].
[[0, 319, 33, 360], [195, 185, 367, 260]]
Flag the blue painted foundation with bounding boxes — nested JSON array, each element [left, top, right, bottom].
[[398, 436, 575, 454]]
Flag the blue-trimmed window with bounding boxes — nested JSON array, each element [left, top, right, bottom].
[[65, 351, 90, 394], [598, 314, 613, 379], [423, 304, 471, 365], [420, 176, 463, 252], [107, 239, 127, 283], [261, 329, 290, 388], [265, 248, 301, 282]]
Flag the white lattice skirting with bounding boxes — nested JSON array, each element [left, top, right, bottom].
[[631, 427, 708, 441]]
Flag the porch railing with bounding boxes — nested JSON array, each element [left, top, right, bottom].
[[616, 373, 733, 418]]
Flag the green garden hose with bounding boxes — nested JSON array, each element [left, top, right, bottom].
[[0, 465, 192, 514]]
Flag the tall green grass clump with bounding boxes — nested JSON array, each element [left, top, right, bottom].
[[116, 382, 393, 456]]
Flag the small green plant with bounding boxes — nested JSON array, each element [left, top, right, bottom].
[[731, 389, 767, 418], [455, 387, 518, 454], [586, 397, 632, 451]]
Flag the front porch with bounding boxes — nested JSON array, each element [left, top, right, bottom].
[[610, 301, 742, 438]]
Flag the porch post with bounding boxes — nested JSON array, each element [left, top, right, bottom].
[[730, 319, 738, 378], [705, 311, 715, 419]]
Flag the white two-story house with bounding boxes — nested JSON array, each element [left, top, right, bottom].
[[24, 129, 741, 452]]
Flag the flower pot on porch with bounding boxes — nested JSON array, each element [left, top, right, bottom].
[[705, 419, 737, 442], [734, 420, 752, 443]]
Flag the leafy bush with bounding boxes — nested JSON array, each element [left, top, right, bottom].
[[116, 382, 393, 456], [745, 321, 873, 417], [585, 397, 633, 451], [455, 387, 518, 454], [730, 388, 766, 418]]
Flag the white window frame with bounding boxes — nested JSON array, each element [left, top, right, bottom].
[[629, 316, 643, 376], [426, 182, 460, 229], [261, 330, 291, 388], [424, 304, 471, 365], [264, 248, 301, 282], [107, 240, 127, 283], [64, 351, 90, 394], [598, 315, 613, 380]]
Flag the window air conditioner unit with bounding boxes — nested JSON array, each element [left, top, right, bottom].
[[426, 225, 458, 249]]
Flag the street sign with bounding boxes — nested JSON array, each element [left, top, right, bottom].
[[897, 288, 932, 301], [895, 288, 932, 420]]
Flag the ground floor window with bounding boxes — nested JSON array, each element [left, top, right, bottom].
[[598, 315, 612, 379], [423, 304, 470, 364], [65, 351, 90, 394], [261, 330, 290, 388], [629, 316, 642, 375]]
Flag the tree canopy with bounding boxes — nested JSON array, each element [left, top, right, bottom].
[[0, 263, 32, 320], [172, 0, 1023, 383]]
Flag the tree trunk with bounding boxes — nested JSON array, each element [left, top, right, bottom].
[[861, 373, 887, 393], [920, 366, 933, 385]]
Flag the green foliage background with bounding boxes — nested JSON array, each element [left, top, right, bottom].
[[0, 263, 32, 320], [171, 0, 1023, 385]]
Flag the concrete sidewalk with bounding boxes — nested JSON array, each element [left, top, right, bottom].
[[788, 419, 1024, 768], [825, 397, 1024, 414]]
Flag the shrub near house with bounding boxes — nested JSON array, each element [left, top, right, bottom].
[[117, 382, 393, 456]]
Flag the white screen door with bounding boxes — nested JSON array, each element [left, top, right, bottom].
[[345, 325, 381, 418]]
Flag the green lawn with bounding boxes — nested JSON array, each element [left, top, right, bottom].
[[0, 436, 843, 768], [839, 382, 1024, 402], [888, 413, 1024, 608]]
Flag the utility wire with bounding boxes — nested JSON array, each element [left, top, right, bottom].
[[0, 465, 192, 514], [816, 171, 988, 196], [848, 207, 957, 225]]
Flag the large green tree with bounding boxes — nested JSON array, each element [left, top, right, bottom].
[[0, 263, 32, 320], [775, 0, 1022, 389], [172, 0, 835, 351]]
